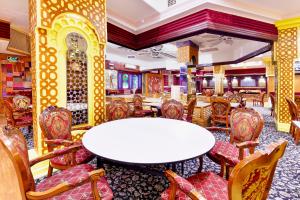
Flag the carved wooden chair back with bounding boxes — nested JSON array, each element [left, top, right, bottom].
[[229, 107, 264, 144], [270, 94, 275, 116], [260, 92, 266, 102], [286, 98, 298, 120], [39, 106, 73, 150], [204, 89, 214, 97], [106, 100, 129, 121], [228, 94, 241, 103], [228, 140, 288, 200], [161, 99, 184, 120], [186, 97, 197, 119], [0, 126, 35, 198], [211, 97, 231, 121], [133, 94, 143, 111], [295, 95, 300, 108]]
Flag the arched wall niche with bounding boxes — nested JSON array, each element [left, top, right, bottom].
[[29, 0, 106, 154]]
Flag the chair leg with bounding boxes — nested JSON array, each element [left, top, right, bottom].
[[197, 156, 203, 173], [295, 128, 300, 145], [47, 163, 53, 177]]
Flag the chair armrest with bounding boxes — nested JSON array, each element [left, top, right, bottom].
[[71, 126, 93, 131], [26, 168, 106, 200], [235, 140, 259, 149], [165, 170, 206, 200], [44, 139, 74, 146], [206, 127, 231, 132], [29, 144, 82, 166]]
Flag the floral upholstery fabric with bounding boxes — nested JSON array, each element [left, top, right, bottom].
[[161, 172, 228, 200], [50, 146, 94, 166], [133, 94, 143, 110], [41, 107, 72, 140], [230, 108, 263, 143], [106, 100, 129, 121], [212, 102, 229, 116], [13, 95, 31, 110], [0, 127, 34, 191], [208, 141, 247, 166], [161, 99, 184, 120], [36, 164, 113, 200], [15, 115, 33, 126]]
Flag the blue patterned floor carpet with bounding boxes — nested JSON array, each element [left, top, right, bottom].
[[30, 105, 300, 199]]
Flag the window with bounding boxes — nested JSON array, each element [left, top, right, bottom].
[[132, 75, 138, 89], [122, 73, 129, 89]]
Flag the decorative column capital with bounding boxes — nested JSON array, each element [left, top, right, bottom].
[[275, 17, 300, 30]]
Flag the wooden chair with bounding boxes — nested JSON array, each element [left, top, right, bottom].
[[161, 139, 287, 200], [295, 95, 300, 109], [270, 93, 275, 117], [253, 92, 266, 107], [161, 99, 184, 120], [106, 100, 130, 121], [39, 106, 94, 177], [183, 97, 196, 122], [0, 126, 113, 200], [3, 95, 33, 129], [203, 89, 214, 97], [286, 97, 300, 137], [132, 94, 154, 117], [207, 107, 264, 178], [210, 97, 231, 129], [223, 91, 233, 98]]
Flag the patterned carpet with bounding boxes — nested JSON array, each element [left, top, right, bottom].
[[30, 105, 300, 199]]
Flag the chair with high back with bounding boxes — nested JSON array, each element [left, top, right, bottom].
[[39, 106, 94, 177], [253, 92, 266, 107], [270, 93, 275, 117], [0, 126, 113, 200], [161, 139, 287, 200], [132, 94, 154, 117], [295, 95, 300, 109], [106, 100, 130, 121], [286, 97, 300, 138], [161, 99, 184, 120], [207, 107, 264, 178], [210, 97, 231, 129], [3, 95, 33, 129], [223, 91, 233, 98], [183, 97, 196, 122]]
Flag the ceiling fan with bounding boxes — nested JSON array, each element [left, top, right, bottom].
[[138, 45, 176, 59]]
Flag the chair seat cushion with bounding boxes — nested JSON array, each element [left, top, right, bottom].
[[50, 147, 94, 166], [208, 141, 247, 166], [36, 164, 113, 200], [161, 172, 228, 200]]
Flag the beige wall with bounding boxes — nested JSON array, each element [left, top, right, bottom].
[[295, 75, 300, 92]]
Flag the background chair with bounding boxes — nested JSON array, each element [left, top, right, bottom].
[[207, 107, 264, 178], [223, 91, 233, 98], [0, 126, 113, 200], [253, 92, 266, 107], [210, 97, 231, 129], [3, 95, 33, 129], [161, 99, 184, 120], [106, 100, 130, 121], [132, 94, 154, 117], [270, 93, 275, 117], [286, 97, 300, 138], [183, 97, 196, 122], [39, 106, 94, 177], [161, 139, 287, 200]]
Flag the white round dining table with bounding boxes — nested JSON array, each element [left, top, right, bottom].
[[83, 118, 215, 165]]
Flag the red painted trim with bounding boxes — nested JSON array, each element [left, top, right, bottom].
[[108, 9, 278, 50], [225, 68, 266, 75], [0, 21, 10, 40]]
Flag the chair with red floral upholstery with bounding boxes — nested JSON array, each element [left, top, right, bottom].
[[0, 126, 113, 200], [210, 97, 231, 129], [161, 99, 184, 120], [207, 107, 264, 178], [39, 106, 94, 177], [106, 100, 130, 121], [183, 97, 196, 122], [3, 95, 33, 129], [161, 139, 287, 200], [132, 94, 154, 117]]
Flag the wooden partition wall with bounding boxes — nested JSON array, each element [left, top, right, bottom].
[[29, 0, 107, 154]]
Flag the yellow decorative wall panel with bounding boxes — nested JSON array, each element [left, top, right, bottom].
[[275, 25, 298, 131], [30, 0, 106, 154]]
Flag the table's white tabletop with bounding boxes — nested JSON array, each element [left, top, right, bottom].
[[230, 102, 240, 108], [293, 120, 300, 128], [83, 118, 215, 165]]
